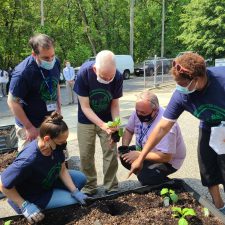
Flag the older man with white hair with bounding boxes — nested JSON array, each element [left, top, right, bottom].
[[74, 50, 123, 196]]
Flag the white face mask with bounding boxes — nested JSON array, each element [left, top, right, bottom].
[[97, 75, 114, 84]]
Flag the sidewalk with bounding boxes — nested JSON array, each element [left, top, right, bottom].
[[0, 79, 224, 217]]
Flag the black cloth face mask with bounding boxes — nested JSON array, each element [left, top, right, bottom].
[[54, 142, 67, 151], [137, 109, 159, 123]]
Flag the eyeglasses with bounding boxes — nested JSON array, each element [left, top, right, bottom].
[[172, 61, 191, 74]]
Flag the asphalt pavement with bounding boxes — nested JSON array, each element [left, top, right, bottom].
[[0, 75, 224, 217]]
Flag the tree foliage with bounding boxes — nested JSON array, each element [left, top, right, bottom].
[[178, 0, 225, 59], [0, 0, 223, 70]]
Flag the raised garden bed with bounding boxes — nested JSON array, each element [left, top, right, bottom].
[[0, 125, 17, 154], [0, 149, 17, 172], [0, 180, 225, 225]]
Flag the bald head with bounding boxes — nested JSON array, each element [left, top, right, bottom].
[[136, 90, 159, 116], [93, 50, 116, 81]]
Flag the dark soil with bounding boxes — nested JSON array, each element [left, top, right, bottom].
[[0, 127, 12, 136], [1, 189, 224, 225], [0, 150, 17, 172]]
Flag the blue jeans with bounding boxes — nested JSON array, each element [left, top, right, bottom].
[[45, 170, 87, 209]]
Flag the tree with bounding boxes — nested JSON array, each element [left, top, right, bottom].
[[178, 0, 225, 59]]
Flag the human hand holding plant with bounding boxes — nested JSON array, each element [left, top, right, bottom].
[[107, 117, 124, 142]]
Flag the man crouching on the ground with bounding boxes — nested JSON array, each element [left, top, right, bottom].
[[119, 90, 186, 185]]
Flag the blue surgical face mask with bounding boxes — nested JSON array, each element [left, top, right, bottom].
[[40, 57, 56, 70], [176, 79, 196, 94]]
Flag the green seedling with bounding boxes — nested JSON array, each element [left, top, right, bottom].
[[107, 117, 121, 128], [172, 207, 196, 225], [108, 117, 124, 142], [4, 220, 12, 225], [203, 207, 210, 217], [160, 188, 179, 206]]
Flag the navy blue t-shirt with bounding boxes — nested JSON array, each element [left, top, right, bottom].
[[74, 61, 123, 124], [1, 140, 65, 210], [164, 67, 225, 130], [9, 55, 60, 128]]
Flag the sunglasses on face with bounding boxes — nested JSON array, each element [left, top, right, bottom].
[[172, 61, 191, 74]]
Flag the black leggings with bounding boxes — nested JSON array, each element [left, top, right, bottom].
[[198, 128, 225, 187]]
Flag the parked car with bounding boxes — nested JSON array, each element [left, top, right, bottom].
[[75, 55, 134, 80], [135, 57, 171, 76]]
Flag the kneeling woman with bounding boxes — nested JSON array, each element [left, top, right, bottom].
[[0, 112, 87, 224]]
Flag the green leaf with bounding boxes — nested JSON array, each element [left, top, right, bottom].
[[114, 117, 121, 126], [107, 121, 114, 127], [182, 208, 196, 217], [170, 193, 179, 203], [4, 220, 12, 225], [169, 189, 175, 194], [203, 207, 210, 217], [172, 207, 182, 215], [178, 218, 188, 225], [160, 188, 169, 196], [118, 128, 123, 137]]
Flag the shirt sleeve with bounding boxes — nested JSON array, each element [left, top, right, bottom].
[[155, 125, 177, 154], [74, 68, 89, 97], [126, 111, 136, 133], [1, 157, 33, 189], [163, 91, 185, 121], [9, 70, 30, 100]]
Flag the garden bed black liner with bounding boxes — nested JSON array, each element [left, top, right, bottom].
[[0, 179, 225, 224]]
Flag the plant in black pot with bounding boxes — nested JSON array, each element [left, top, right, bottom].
[[107, 117, 123, 142]]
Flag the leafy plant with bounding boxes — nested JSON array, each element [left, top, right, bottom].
[[203, 207, 210, 217], [107, 117, 124, 142], [160, 188, 179, 206], [4, 220, 12, 225], [107, 117, 121, 128], [172, 207, 196, 225]]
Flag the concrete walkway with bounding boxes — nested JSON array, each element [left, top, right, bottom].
[[0, 77, 224, 218]]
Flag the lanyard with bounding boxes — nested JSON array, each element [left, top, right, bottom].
[[40, 69, 53, 99], [137, 122, 152, 148]]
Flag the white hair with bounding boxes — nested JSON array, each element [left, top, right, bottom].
[[95, 50, 116, 70]]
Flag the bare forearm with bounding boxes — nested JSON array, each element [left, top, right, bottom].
[[139, 119, 174, 161], [1, 185, 24, 208], [145, 151, 172, 163], [82, 106, 105, 128], [111, 100, 120, 121], [122, 129, 133, 146], [7, 96, 33, 129]]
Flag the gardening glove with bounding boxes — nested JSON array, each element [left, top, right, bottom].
[[21, 201, 45, 224], [71, 190, 88, 205]]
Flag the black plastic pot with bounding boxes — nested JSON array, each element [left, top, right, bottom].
[[1, 179, 225, 224], [111, 131, 120, 142]]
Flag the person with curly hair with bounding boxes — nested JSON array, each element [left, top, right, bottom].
[[129, 52, 225, 212]]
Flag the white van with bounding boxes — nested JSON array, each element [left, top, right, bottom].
[[75, 54, 134, 80]]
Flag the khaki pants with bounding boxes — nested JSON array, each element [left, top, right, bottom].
[[15, 124, 32, 152], [77, 122, 118, 194], [66, 80, 77, 104]]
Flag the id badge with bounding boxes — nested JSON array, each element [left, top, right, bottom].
[[46, 101, 57, 112]]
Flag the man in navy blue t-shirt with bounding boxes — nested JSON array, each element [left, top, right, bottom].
[[129, 52, 225, 212], [74, 50, 123, 195], [8, 34, 61, 151]]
